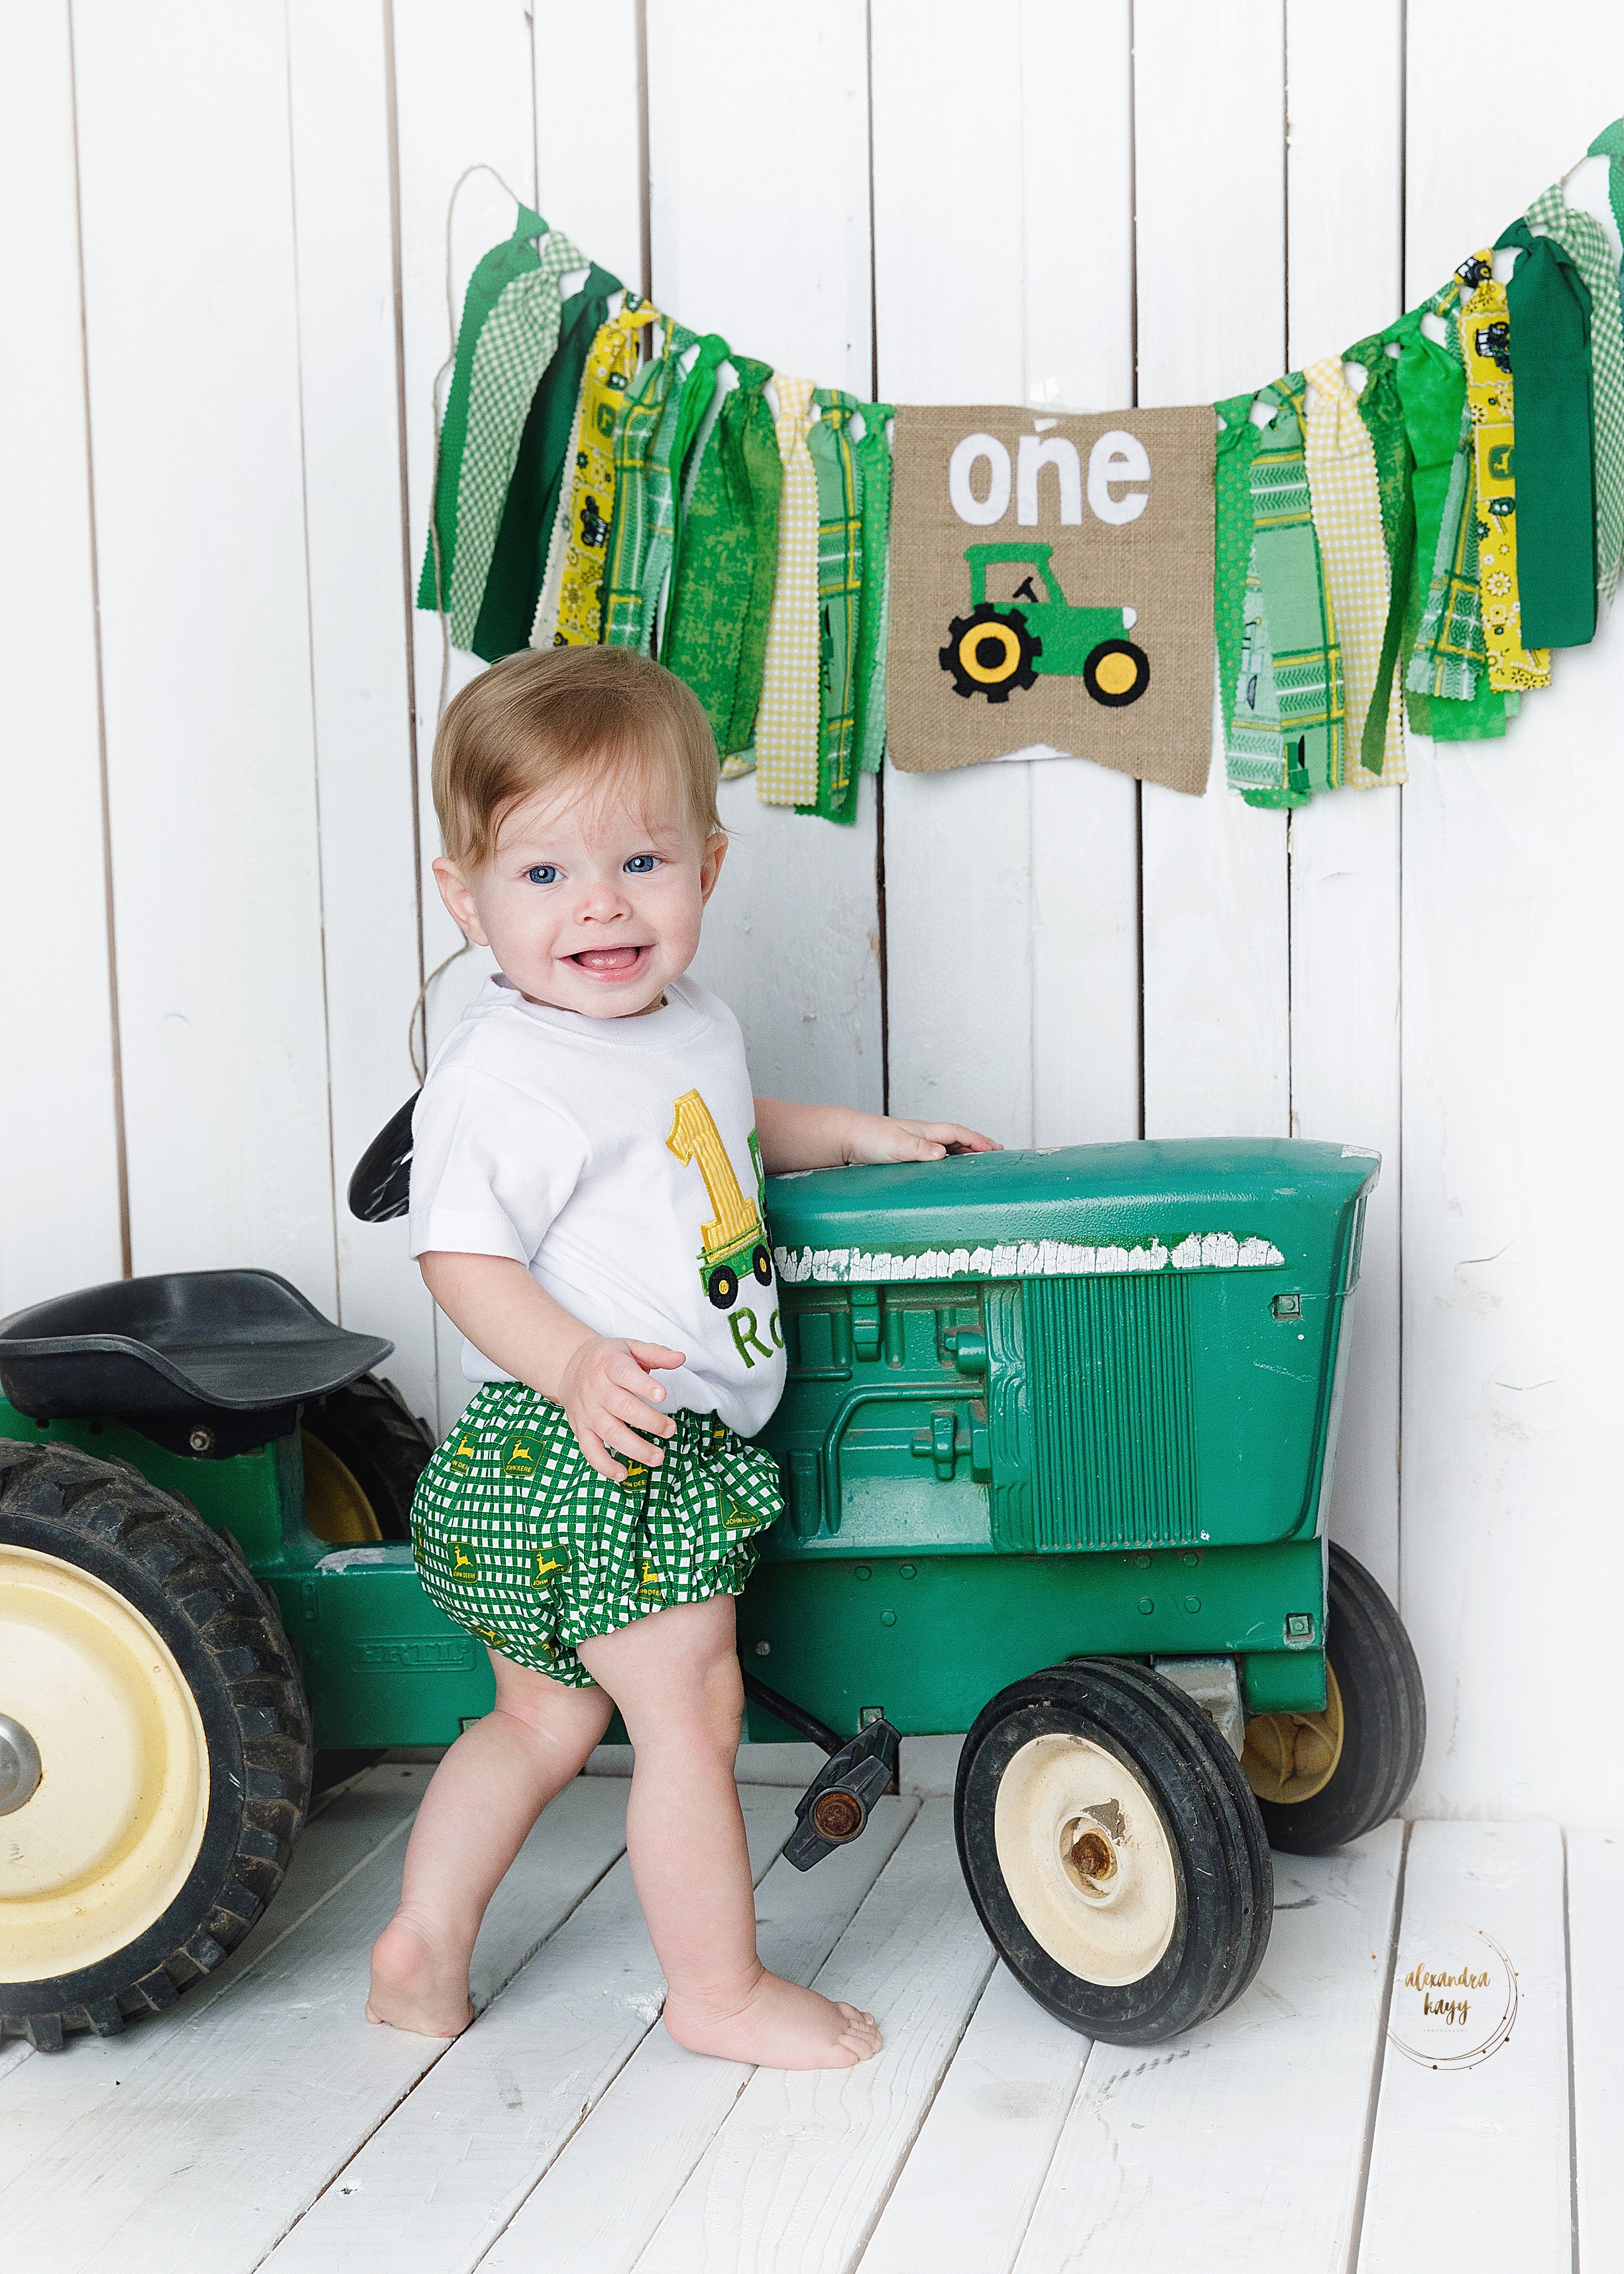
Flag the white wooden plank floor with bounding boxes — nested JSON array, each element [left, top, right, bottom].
[[1, 1760, 1598, 2274]]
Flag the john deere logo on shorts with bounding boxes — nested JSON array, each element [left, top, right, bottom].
[[502, 1433, 542, 1478], [447, 1432, 479, 1472], [448, 1539, 480, 1583], [530, 1545, 573, 1591], [724, 1500, 757, 1528], [637, 1556, 666, 1602], [620, 1459, 650, 1495]]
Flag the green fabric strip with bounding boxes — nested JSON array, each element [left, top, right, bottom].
[[661, 356, 784, 760], [1385, 291, 1508, 741], [1588, 117, 1624, 238], [424, 223, 589, 648], [1526, 182, 1624, 606], [641, 332, 727, 658], [1497, 220, 1597, 648], [473, 261, 620, 662], [1343, 336, 1417, 777], [418, 204, 549, 617], [1408, 408, 1489, 701], [800, 390, 864, 823], [1239, 380, 1344, 806], [1214, 390, 1264, 790], [600, 325, 699, 654], [852, 404, 895, 777]]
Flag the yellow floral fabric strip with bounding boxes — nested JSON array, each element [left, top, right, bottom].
[[546, 297, 658, 648], [1303, 356, 1406, 787], [1459, 255, 1550, 693], [754, 375, 823, 806]]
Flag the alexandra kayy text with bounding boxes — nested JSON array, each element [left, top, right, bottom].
[[1404, 1962, 1492, 2027]]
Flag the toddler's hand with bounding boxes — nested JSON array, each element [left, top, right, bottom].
[[842, 1112, 1001, 1165], [559, 1336, 684, 1484]]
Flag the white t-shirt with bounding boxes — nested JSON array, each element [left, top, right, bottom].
[[408, 973, 787, 1439]]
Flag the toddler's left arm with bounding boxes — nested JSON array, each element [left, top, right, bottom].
[[754, 1097, 1000, 1173]]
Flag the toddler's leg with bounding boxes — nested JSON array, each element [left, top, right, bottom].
[[579, 1597, 882, 2070], [367, 1647, 613, 2035]]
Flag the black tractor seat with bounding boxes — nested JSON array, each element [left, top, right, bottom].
[[0, 1270, 392, 1457]]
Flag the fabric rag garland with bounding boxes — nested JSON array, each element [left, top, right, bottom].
[[422, 120, 1624, 822]]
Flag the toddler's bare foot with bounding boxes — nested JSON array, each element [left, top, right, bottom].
[[365, 1914, 474, 2037], [662, 1970, 881, 2069]]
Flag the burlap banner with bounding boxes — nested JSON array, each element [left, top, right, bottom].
[[886, 404, 1217, 792]]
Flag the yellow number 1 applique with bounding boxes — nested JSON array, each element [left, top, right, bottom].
[[667, 1089, 773, 1312]]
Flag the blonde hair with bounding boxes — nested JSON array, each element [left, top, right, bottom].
[[432, 647, 723, 871]]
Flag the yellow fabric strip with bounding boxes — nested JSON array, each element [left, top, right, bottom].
[[548, 298, 658, 648], [754, 375, 823, 806], [1459, 255, 1550, 693], [1303, 356, 1407, 786]]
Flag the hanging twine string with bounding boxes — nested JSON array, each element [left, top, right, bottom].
[[409, 160, 532, 1082]]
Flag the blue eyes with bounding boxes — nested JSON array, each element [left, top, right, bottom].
[[523, 855, 658, 884]]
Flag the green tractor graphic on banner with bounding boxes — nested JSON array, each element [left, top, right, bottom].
[[940, 542, 1150, 707]]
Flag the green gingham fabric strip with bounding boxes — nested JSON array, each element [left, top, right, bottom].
[[430, 225, 587, 651], [1342, 337, 1417, 776], [1588, 118, 1624, 262], [418, 204, 550, 621], [801, 389, 864, 822], [1527, 180, 1624, 605], [852, 403, 895, 776]]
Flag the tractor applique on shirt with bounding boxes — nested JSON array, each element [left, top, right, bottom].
[[667, 1089, 774, 1311]]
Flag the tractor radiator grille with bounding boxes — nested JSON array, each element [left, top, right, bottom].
[[1021, 1275, 1199, 1549]]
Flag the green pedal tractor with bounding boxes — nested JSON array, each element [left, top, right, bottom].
[[0, 1132, 1422, 2052]]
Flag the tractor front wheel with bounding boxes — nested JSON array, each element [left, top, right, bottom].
[[1242, 1541, 1424, 1854], [956, 1658, 1271, 2045], [1082, 638, 1150, 707], [0, 1439, 311, 2049], [939, 603, 1041, 703]]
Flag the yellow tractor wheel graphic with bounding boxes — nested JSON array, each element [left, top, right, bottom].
[[1081, 638, 1151, 708]]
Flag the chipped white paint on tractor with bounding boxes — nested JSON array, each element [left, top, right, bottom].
[[771, 1231, 1287, 1285]]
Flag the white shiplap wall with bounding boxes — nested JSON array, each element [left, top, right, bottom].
[[3, 0, 1622, 1829]]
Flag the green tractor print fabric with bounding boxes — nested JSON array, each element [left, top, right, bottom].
[[886, 404, 1216, 793]]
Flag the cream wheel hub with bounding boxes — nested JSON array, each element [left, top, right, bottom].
[[0, 1714, 43, 1813], [994, 1732, 1178, 1986], [0, 1543, 209, 1982]]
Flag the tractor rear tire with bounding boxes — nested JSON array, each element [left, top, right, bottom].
[[302, 1372, 434, 1544], [939, 603, 1041, 703], [956, 1658, 1272, 2045], [1242, 1541, 1425, 1854], [0, 1438, 312, 2049]]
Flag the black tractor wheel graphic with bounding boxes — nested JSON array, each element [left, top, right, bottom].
[[751, 1244, 774, 1287], [706, 1263, 740, 1310], [940, 603, 1041, 704], [1082, 638, 1151, 708]]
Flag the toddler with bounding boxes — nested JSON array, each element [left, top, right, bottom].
[[367, 647, 995, 2068]]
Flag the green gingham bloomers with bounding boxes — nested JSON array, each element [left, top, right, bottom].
[[412, 1381, 785, 1685]]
